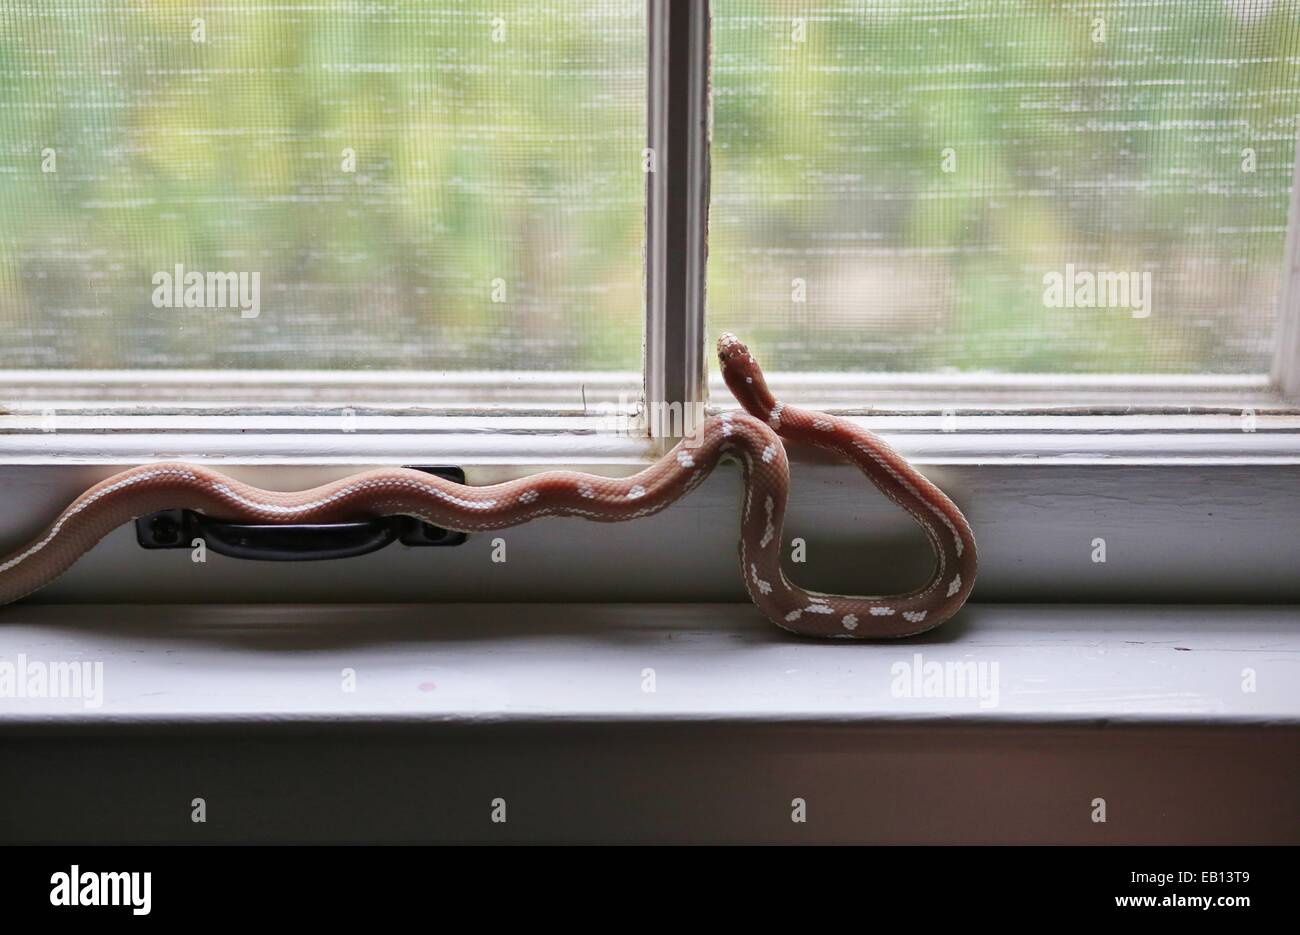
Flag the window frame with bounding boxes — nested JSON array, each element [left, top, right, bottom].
[[1273, 123, 1300, 402]]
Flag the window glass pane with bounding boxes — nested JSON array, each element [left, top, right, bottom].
[[0, 1, 645, 372], [710, 0, 1300, 375]]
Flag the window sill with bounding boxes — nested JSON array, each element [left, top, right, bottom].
[[0, 602, 1294, 726], [2, 603, 1295, 843]]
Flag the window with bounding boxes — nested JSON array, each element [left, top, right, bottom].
[[1, 0, 646, 391], [710, 0, 1300, 391], [3, 0, 1300, 407], [2, 3, 1294, 850], [1, 1, 1298, 606]]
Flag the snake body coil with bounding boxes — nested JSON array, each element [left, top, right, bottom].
[[0, 335, 976, 637]]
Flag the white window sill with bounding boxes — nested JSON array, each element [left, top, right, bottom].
[[3, 602, 1294, 843], [0, 602, 1294, 726]]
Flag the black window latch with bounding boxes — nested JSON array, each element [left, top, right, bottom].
[[134, 465, 467, 561]]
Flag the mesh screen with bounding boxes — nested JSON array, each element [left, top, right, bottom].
[[709, 0, 1300, 374], [0, 1, 645, 371]]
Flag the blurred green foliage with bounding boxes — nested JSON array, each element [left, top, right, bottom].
[[710, 0, 1300, 373], [1, 1, 1297, 376], [0, 0, 646, 370]]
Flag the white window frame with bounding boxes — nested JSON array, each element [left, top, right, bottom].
[[1273, 123, 1300, 402]]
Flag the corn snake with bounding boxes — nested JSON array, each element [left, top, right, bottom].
[[0, 334, 976, 636]]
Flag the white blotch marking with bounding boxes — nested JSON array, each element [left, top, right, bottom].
[[784, 609, 803, 622], [813, 418, 831, 431], [768, 402, 784, 428], [869, 606, 895, 616], [946, 574, 962, 597], [627, 485, 646, 500], [676, 450, 694, 468], [842, 614, 858, 631], [519, 489, 539, 504], [804, 603, 834, 615], [750, 563, 772, 595], [761, 443, 776, 464], [758, 496, 775, 548], [577, 483, 595, 499], [903, 610, 928, 623]]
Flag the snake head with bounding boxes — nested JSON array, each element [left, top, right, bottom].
[[716, 333, 777, 415], [716, 332, 752, 369]]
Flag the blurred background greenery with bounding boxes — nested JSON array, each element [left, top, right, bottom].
[[1, 1, 1298, 376], [0, 0, 646, 371], [711, 0, 1300, 374]]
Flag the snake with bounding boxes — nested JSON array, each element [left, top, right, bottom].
[[0, 334, 976, 637]]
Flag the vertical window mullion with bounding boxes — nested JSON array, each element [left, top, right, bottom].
[[1273, 126, 1300, 402], [645, 0, 711, 436]]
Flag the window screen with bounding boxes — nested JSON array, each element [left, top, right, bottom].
[[0, 0, 645, 372], [709, 0, 1300, 374]]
